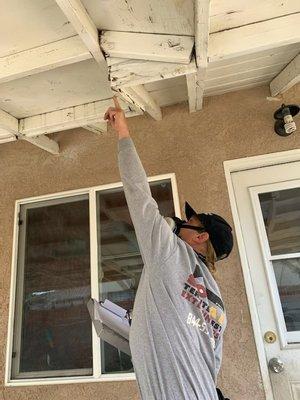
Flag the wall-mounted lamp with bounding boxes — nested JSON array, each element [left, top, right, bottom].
[[274, 104, 299, 136]]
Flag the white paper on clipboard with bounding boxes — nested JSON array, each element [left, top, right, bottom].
[[87, 298, 131, 356]]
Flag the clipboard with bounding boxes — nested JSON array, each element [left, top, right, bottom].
[[87, 298, 132, 357]]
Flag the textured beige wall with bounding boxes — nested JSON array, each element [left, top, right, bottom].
[[1, 85, 299, 400]]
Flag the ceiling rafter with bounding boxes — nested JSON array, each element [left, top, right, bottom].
[[101, 31, 194, 64], [83, 122, 108, 135], [108, 57, 197, 88], [186, 0, 210, 112], [0, 36, 92, 84], [117, 85, 162, 121], [19, 99, 142, 137], [55, 0, 106, 67], [20, 135, 59, 155], [0, 108, 59, 154], [208, 13, 300, 62]]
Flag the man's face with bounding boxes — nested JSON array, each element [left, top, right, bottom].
[[178, 215, 205, 245]]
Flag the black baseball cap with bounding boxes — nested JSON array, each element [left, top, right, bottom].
[[185, 201, 233, 261]]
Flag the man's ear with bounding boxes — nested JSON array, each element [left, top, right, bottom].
[[195, 232, 209, 244]]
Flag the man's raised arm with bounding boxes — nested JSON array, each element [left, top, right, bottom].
[[104, 97, 178, 266]]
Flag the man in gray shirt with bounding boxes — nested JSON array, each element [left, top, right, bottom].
[[104, 97, 233, 400]]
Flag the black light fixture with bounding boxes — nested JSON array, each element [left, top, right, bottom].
[[274, 104, 299, 136]]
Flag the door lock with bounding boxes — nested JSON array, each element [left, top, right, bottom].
[[268, 357, 284, 373], [264, 331, 277, 343]]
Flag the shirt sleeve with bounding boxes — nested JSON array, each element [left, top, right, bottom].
[[118, 137, 178, 266], [214, 338, 223, 376]]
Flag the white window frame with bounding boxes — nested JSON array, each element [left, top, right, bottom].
[[223, 148, 300, 400], [5, 173, 181, 387]]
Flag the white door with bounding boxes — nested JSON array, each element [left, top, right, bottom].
[[230, 159, 300, 400]]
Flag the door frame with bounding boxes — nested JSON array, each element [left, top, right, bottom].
[[223, 148, 300, 400]]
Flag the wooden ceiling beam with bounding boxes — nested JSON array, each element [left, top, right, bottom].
[[20, 135, 59, 155], [108, 57, 197, 88], [19, 99, 142, 137], [208, 14, 300, 62], [55, 0, 106, 67], [0, 108, 59, 153], [187, 0, 210, 112], [0, 36, 92, 84], [270, 53, 300, 96], [0, 108, 18, 135], [101, 31, 194, 64], [83, 121, 107, 134], [117, 85, 162, 121]]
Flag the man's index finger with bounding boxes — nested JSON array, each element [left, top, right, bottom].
[[113, 95, 121, 109]]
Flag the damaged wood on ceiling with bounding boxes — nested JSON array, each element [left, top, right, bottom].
[[0, 0, 299, 149]]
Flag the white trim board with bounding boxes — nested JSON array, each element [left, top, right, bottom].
[[223, 148, 300, 400]]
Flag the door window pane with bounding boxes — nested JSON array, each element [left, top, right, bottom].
[[12, 196, 92, 378], [97, 180, 175, 374], [259, 187, 300, 335], [273, 258, 300, 332], [259, 188, 300, 255]]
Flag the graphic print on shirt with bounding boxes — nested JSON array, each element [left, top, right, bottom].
[[181, 264, 226, 347]]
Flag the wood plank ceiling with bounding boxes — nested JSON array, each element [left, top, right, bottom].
[[0, 0, 299, 153]]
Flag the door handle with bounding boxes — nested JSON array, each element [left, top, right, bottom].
[[268, 357, 284, 373]]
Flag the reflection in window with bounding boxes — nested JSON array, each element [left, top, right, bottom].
[[97, 180, 175, 374], [12, 197, 92, 379], [259, 188, 300, 255], [273, 258, 300, 332]]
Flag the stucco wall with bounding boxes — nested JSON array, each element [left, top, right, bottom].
[[1, 85, 299, 400]]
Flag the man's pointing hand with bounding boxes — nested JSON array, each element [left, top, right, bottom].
[[104, 96, 130, 138]]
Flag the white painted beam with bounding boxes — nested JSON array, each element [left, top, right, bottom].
[[186, 73, 197, 113], [101, 31, 194, 64], [270, 53, 300, 96], [209, 14, 300, 62], [0, 36, 92, 84], [83, 122, 107, 134], [117, 85, 162, 121], [0, 127, 17, 143], [0, 109, 59, 154], [109, 57, 197, 88], [19, 99, 142, 137], [20, 135, 60, 155], [0, 109, 19, 135], [55, 0, 105, 65], [187, 0, 210, 112]]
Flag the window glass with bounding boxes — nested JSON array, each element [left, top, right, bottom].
[[97, 180, 175, 374], [259, 188, 300, 255], [12, 196, 92, 378], [273, 258, 300, 332], [259, 188, 300, 335]]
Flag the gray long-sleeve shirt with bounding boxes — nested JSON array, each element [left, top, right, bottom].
[[118, 137, 227, 400]]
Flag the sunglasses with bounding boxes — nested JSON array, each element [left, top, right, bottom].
[[180, 224, 206, 233]]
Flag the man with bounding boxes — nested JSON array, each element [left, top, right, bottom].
[[104, 97, 232, 400]]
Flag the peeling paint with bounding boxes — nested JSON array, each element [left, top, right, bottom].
[[124, 0, 134, 14], [167, 39, 181, 48]]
